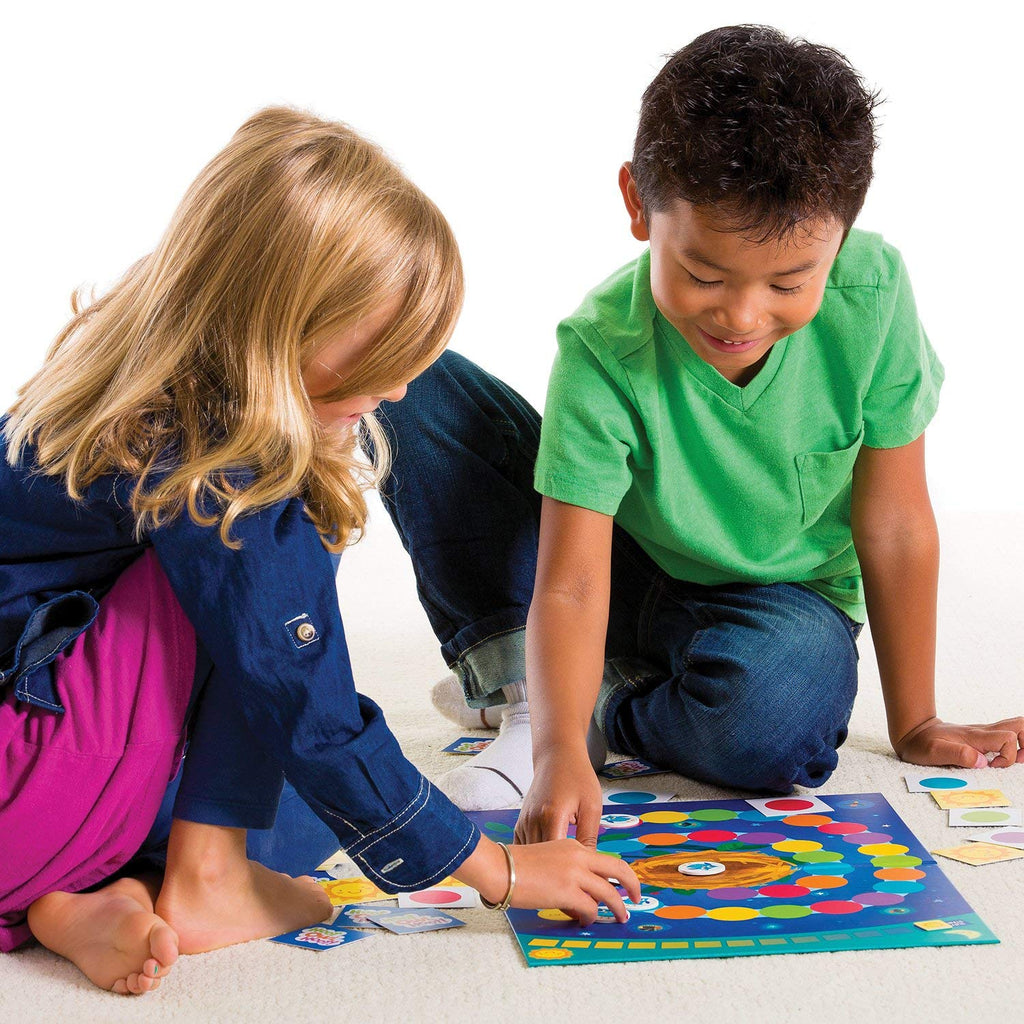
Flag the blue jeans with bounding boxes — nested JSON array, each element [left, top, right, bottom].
[[373, 351, 862, 795]]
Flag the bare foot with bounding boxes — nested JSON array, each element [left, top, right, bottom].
[[156, 858, 332, 953], [27, 876, 178, 994]]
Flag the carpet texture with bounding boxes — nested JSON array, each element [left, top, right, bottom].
[[1, 501, 1020, 1024]]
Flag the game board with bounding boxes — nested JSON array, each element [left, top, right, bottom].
[[468, 793, 998, 966]]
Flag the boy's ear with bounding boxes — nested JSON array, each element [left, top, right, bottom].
[[618, 163, 650, 242]]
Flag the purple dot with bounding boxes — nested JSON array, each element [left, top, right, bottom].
[[990, 830, 1024, 844], [843, 832, 891, 845], [737, 831, 788, 845], [853, 892, 904, 906], [707, 887, 758, 901]]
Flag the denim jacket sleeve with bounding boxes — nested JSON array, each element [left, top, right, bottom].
[[149, 497, 480, 891]]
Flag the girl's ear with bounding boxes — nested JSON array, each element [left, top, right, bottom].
[[618, 163, 650, 242]]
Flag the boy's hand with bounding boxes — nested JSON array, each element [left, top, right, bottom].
[[514, 748, 604, 847], [894, 715, 1024, 769]]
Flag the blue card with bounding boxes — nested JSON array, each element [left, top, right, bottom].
[[333, 903, 390, 929], [269, 923, 373, 951], [442, 736, 495, 755], [362, 907, 466, 934], [598, 757, 667, 779]]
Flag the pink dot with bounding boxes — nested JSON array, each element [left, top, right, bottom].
[[759, 884, 811, 898], [811, 900, 863, 915], [410, 890, 461, 905], [688, 830, 737, 843], [764, 799, 814, 812]]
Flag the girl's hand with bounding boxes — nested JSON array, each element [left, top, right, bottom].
[[514, 747, 604, 847], [894, 715, 1024, 769]]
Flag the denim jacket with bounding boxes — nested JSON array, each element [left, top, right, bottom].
[[0, 423, 479, 891]]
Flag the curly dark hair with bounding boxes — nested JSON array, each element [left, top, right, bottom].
[[632, 25, 881, 240]]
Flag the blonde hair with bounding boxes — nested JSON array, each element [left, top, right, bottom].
[[4, 106, 463, 550]]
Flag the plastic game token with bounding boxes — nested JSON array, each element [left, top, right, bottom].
[[600, 813, 641, 830], [595, 905, 630, 923], [677, 861, 727, 876], [622, 896, 661, 912]]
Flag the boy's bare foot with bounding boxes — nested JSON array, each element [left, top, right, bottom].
[[27, 876, 178, 994], [154, 820, 332, 954]]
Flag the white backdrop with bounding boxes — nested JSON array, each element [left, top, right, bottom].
[[3, 0, 1020, 509]]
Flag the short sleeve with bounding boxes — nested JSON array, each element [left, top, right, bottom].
[[862, 250, 945, 449], [533, 321, 641, 515]]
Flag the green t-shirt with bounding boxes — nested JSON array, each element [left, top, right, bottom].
[[533, 229, 944, 622]]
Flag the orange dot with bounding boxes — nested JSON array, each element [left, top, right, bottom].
[[782, 814, 833, 827], [654, 905, 706, 920], [799, 875, 848, 889], [638, 832, 689, 846], [874, 868, 927, 881]]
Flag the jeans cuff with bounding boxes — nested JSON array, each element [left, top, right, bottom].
[[453, 627, 526, 708], [171, 793, 280, 830]]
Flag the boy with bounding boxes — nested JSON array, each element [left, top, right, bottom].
[[372, 25, 1023, 834]]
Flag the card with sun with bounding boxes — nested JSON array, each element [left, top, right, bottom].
[[467, 793, 998, 966]]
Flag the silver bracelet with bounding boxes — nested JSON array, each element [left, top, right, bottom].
[[480, 841, 516, 911]]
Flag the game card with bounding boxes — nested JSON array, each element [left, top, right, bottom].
[[362, 907, 466, 934], [598, 758, 668, 779], [333, 904, 391, 929], [316, 875, 396, 906], [745, 795, 834, 817], [930, 788, 1010, 810], [903, 771, 973, 793], [603, 788, 677, 806], [931, 842, 1024, 865], [397, 885, 481, 909], [947, 807, 1022, 827], [966, 827, 1024, 851], [270, 924, 373, 951], [442, 736, 495, 755]]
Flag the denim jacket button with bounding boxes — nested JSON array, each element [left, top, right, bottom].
[[296, 623, 316, 642]]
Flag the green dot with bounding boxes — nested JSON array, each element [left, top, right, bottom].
[[760, 904, 813, 920], [690, 809, 738, 822], [871, 855, 922, 868], [793, 850, 844, 863], [485, 822, 514, 834], [960, 810, 1007, 823]]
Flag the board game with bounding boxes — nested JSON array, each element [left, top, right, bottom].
[[468, 792, 998, 966]]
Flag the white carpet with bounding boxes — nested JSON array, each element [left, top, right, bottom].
[[2, 502, 1020, 1024]]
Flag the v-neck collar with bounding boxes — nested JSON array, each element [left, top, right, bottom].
[[654, 309, 790, 412]]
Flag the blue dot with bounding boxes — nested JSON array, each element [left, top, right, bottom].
[[919, 777, 968, 790], [607, 791, 658, 804], [874, 880, 926, 894], [597, 839, 647, 854]]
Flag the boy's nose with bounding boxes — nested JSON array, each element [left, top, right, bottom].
[[712, 298, 762, 336]]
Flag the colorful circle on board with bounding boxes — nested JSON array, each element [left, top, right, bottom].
[[689, 809, 739, 822], [707, 907, 760, 922], [811, 900, 863, 915], [843, 832, 891, 845], [818, 821, 869, 836], [530, 948, 573, 960], [537, 909, 574, 922], [853, 892, 904, 907], [484, 822, 514, 834], [782, 815, 832, 828], [958, 810, 1013, 824], [640, 811, 689, 824], [918, 777, 968, 790], [760, 904, 813, 920], [677, 861, 727, 877], [857, 843, 909, 857], [687, 830, 738, 844], [881, 906, 911, 915], [607, 791, 661, 804], [874, 881, 926, 895], [793, 850, 844, 864], [799, 875, 848, 890], [707, 887, 759, 901], [623, 896, 662, 912], [654, 905, 705, 920], [871, 855, 922, 868], [639, 832, 691, 847], [736, 831, 788, 845], [758, 884, 811, 898], [762, 798, 818, 812], [803, 862, 855, 876], [600, 813, 641, 830], [598, 839, 648, 854], [408, 890, 461, 905], [874, 867, 926, 881], [771, 840, 823, 854]]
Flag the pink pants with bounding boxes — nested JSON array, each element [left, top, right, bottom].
[[0, 550, 195, 951]]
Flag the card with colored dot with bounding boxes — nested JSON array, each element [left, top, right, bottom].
[[904, 772, 973, 793], [603, 788, 677, 806], [948, 807, 1022, 827], [930, 788, 1011, 810], [966, 827, 1024, 851], [397, 884, 481, 909], [932, 842, 1024, 865], [745, 796, 834, 818]]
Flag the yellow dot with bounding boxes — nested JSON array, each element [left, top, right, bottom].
[[529, 948, 573, 960], [639, 811, 690, 824], [707, 907, 760, 922], [537, 909, 574, 922], [858, 843, 909, 857], [771, 840, 823, 853]]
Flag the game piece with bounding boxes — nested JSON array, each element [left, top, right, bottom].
[[468, 793, 998, 965], [930, 789, 1010, 810], [598, 758, 667, 779], [333, 904, 390, 929], [397, 885, 481, 909], [601, 813, 642, 830], [677, 861, 726, 876], [270, 924, 373, 951], [948, 807, 1022, 827], [966, 828, 1024, 851], [746, 795, 834, 817], [932, 843, 1024, 866], [316, 875, 396, 906], [904, 772, 972, 793], [442, 736, 495, 755], [604, 788, 677, 805], [362, 907, 466, 934]]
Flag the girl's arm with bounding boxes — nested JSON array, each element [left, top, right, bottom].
[[851, 433, 1023, 767], [516, 497, 615, 847]]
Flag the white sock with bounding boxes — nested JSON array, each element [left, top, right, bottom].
[[431, 674, 501, 730], [435, 691, 533, 811]]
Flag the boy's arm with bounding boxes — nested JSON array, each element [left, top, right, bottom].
[[516, 497, 615, 848], [851, 434, 1023, 767]]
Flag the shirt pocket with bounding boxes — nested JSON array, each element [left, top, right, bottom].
[[795, 428, 864, 527]]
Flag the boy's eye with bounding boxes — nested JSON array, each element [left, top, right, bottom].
[[686, 270, 721, 289], [771, 283, 805, 295]]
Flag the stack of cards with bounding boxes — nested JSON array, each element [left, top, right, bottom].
[[902, 771, 1023, 866]]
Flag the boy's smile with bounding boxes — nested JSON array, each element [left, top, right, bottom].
[[619, 165, 844, 386]]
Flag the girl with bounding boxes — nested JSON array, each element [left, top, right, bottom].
[[0, 106, 638, 995]]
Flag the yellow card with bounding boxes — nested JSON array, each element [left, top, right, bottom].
[[931, 842, 1024, 865], [316, 876, 397, 906], [930, 788, 1010, 809]]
